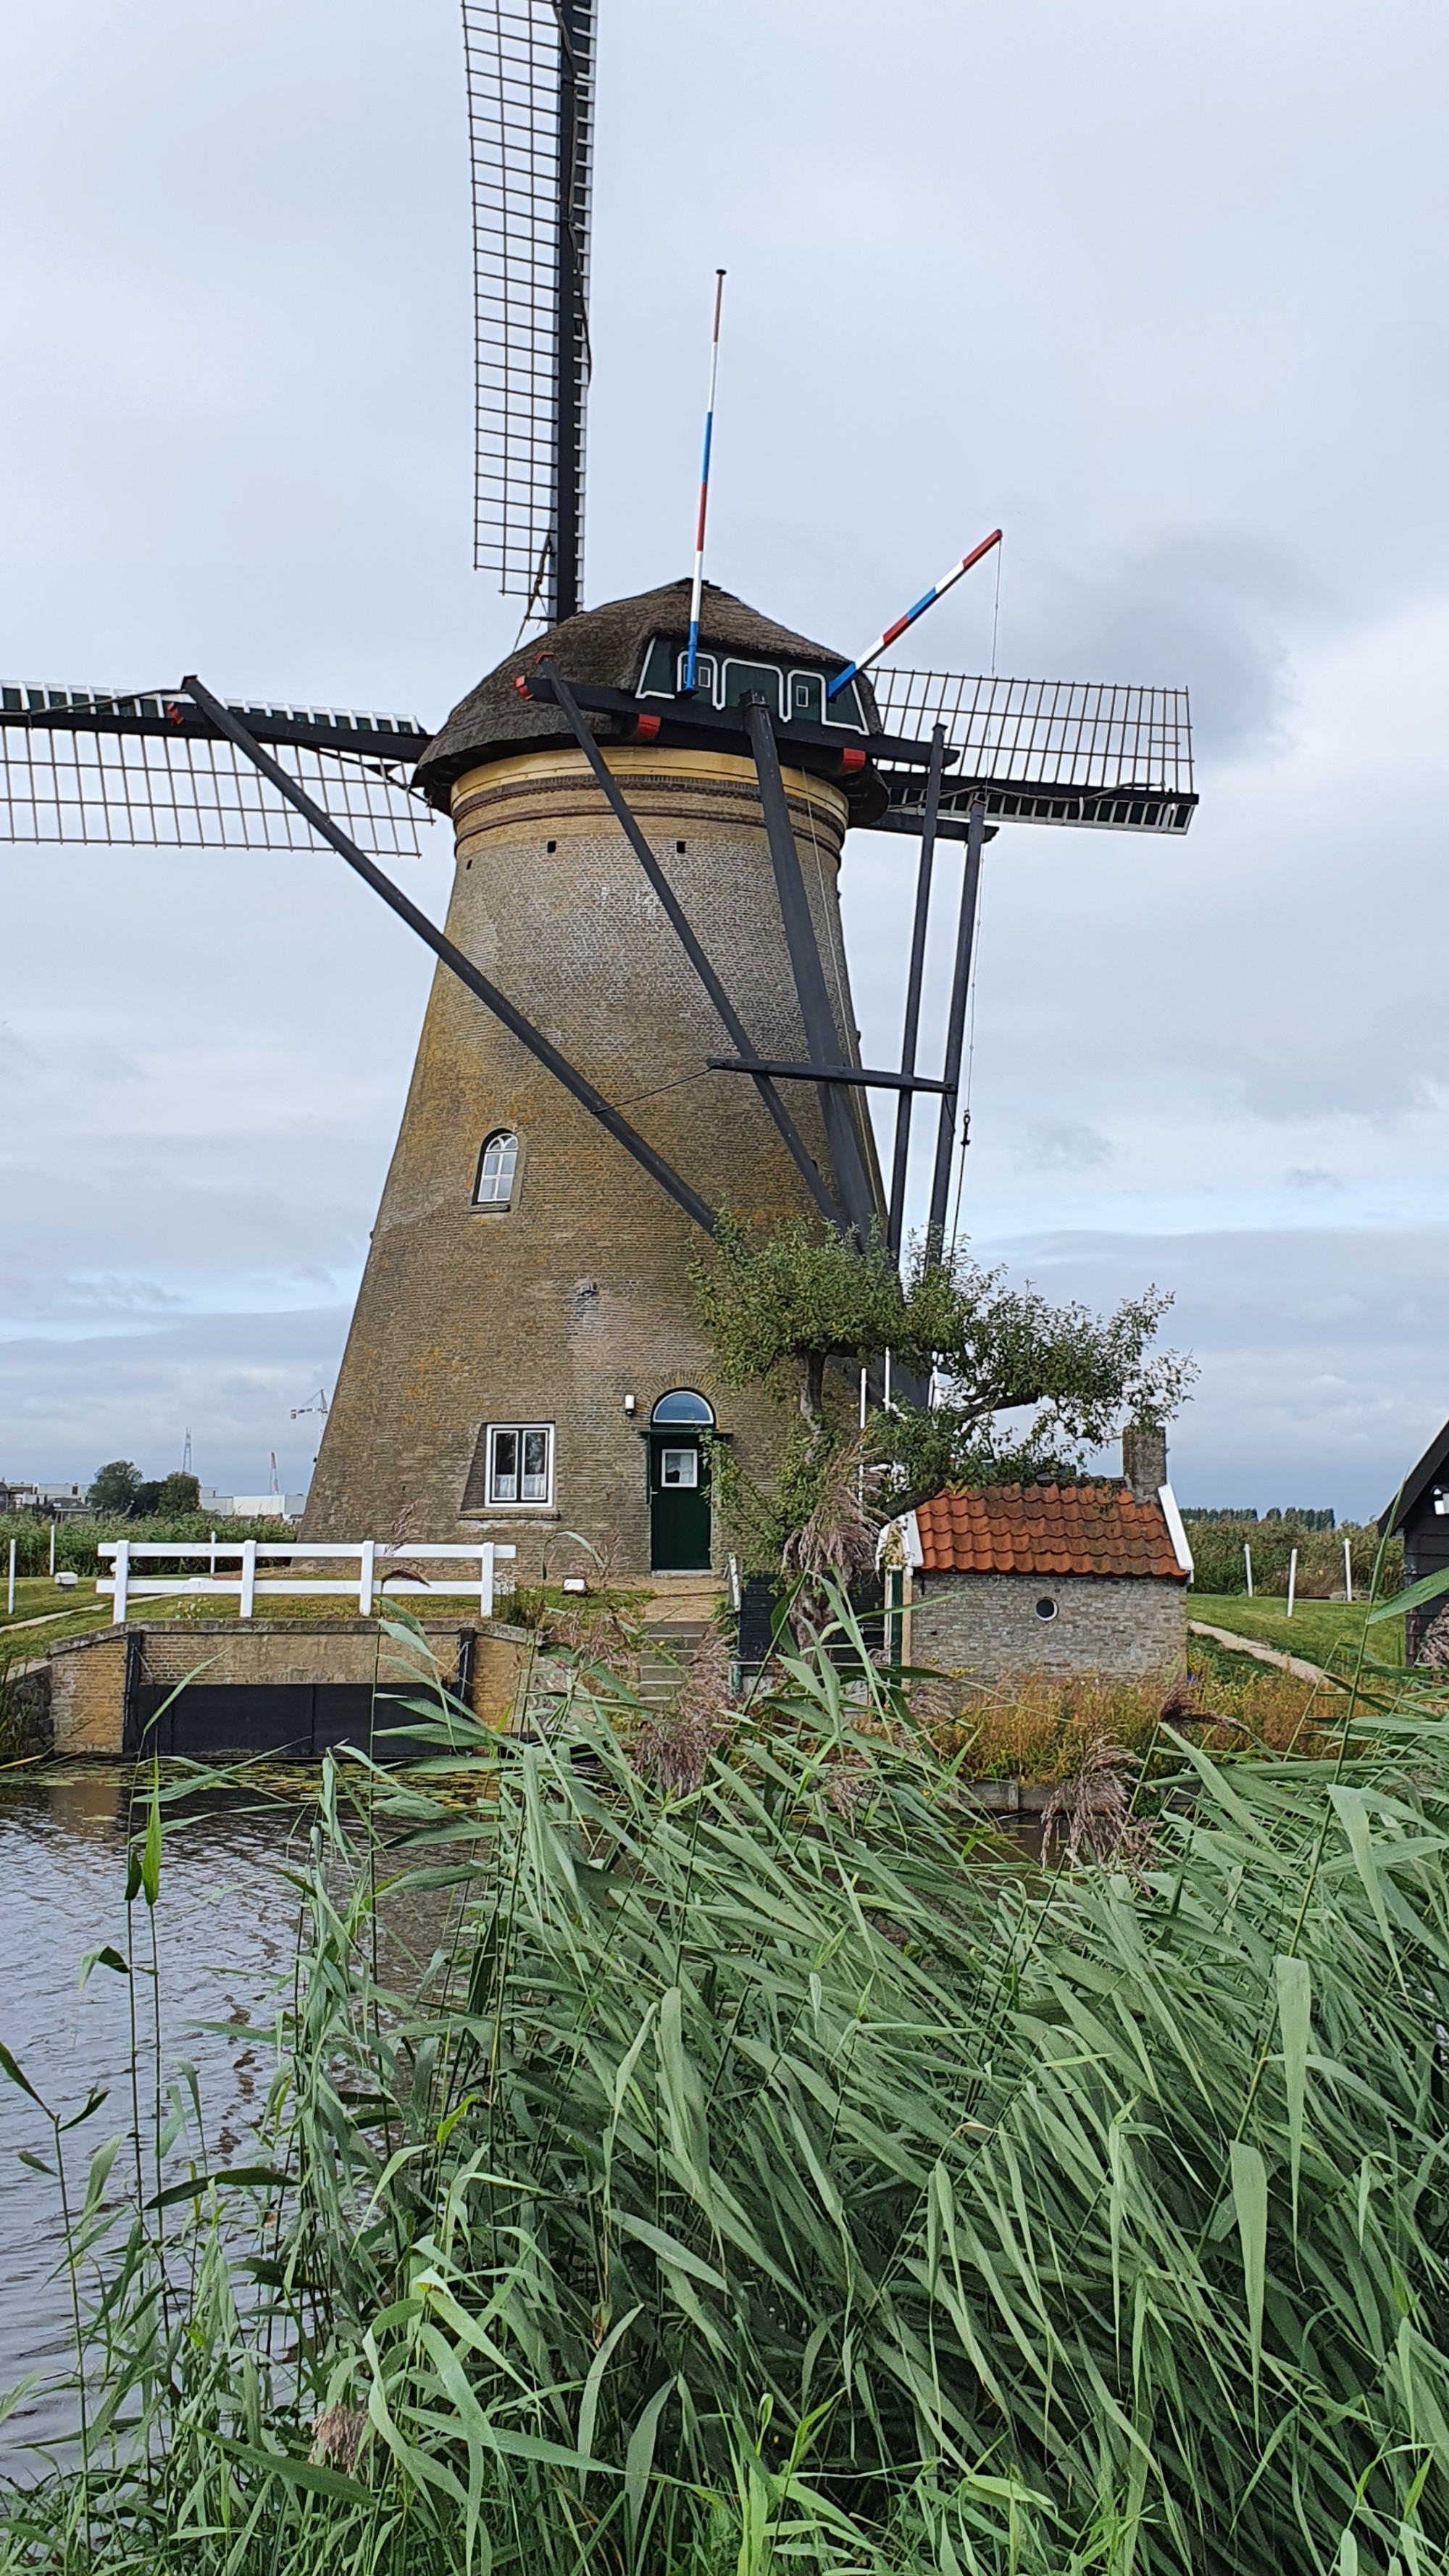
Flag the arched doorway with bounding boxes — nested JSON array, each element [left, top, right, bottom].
[[648, 1391, 714, 1572]]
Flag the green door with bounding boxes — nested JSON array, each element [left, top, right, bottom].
[[648, 1433, 711, 1571]]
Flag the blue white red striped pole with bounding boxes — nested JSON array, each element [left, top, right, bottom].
[[827, 528, 1003, 700], [683, 270, 727, 695]]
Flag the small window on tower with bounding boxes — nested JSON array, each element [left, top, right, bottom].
[[474, 1130, 519, 1208], [487, 1424, 554, 1506]]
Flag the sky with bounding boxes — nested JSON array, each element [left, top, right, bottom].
[[1, 0, 1446, 1521]]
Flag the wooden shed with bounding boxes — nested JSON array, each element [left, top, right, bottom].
[[1380, 1417, 1449, 1664]]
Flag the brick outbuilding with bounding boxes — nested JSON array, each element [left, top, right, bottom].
[[885, 1432, 1193, 1685]]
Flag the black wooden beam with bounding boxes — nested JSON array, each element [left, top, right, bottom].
[[743, 697, 880, 1245], [926, 793, 987, 1253], [521, 667, 949, 768], [888, 721, 945, 1256], [0, 691, 430, 763], [706, 1056, 949, 1095], [182, 675, 719, 1239], [543, 662, 843, 1228], [553, 0, 584, 623]]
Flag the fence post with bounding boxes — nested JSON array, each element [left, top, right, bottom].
[[1243, 1543, 1253, 1599], [209, 1529, 217, 1577], [359, 1540, 375, 1617], [7, 1538, 14, 1617], [479, 1543, 494, 1620], [1287, 1546, 1298, 1620], [49, 1521, 56, 1580], [1344, 1534, 1353, 1603], [240, 1539, 256, 1621], [114, 1539, 130, 1626]]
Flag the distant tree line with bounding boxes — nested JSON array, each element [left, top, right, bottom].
[[86, 1462, 201, 1518], [1180, 1505, 1338, 1530]]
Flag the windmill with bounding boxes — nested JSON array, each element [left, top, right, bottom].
[[0, 3, 1195, 1584]]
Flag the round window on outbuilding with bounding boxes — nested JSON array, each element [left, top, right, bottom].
[[651, 1390, 714, 1427], [1035, 1596, 1058, 1622]]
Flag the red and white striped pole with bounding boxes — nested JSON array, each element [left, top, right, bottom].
[[683, 270, 726, 695], [827, 528, 1003, 700]]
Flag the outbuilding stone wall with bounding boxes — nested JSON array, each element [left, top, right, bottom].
[[911, 1571, 1187, 1683]]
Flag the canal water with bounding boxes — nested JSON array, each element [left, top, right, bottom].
[[1, 1757, 1039, 2477], [0, 1764, 393, 2469]]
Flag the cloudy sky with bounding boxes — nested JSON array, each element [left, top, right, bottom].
[[1, 0, 1446, 1520]]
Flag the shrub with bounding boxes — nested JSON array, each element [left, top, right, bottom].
[[0, 1510, 298, 1580], [1187, 1516, 1399, 1598]]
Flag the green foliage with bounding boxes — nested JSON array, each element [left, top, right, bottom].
[[86, 1459, 143, 1514], [691, 1217, 1195, 1540], [690, 1214, 905, 1425], [8, 1615, 1449, 2575], [0, 1512, 298, 1583], [886, 1254, 1195, 1505], [1187, 1517, 1399, 1598]]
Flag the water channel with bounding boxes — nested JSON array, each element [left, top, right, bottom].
[[0, 1765, 347, 2467], [1, 1753, 1037, 2480]]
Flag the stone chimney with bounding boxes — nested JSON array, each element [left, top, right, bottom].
[[1122, 1422, 1167, 1502]]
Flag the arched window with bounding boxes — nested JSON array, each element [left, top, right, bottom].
[[473, 1130, 519, 1207], [651, 1389, 714, 1427]]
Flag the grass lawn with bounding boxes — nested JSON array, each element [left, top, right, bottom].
[[1188, 1591, 1404, 1671]]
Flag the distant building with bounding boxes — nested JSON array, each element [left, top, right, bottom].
[[1379, 1420, 1449, 1664], [0, 1480, 89, 1519], [882, 1428, 1193, 1688], [199, 1490, 307, 1523]]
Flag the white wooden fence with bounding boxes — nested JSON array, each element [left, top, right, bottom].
[[97, 1540, 516, 1624]]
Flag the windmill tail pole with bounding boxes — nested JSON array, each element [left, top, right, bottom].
[[827, 527, 1003, 701], [683, 269, 726, 694]]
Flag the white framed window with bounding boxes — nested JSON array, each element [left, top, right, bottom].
[[487, 1423, 554, 1506], [674, 649, 717, 699], [474, 1130, 519, 1207], [660, 1447, 699, 1488]]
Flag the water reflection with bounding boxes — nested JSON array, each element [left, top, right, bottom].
[[0, 1766, 327, 2462]]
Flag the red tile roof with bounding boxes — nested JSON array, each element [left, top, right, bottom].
[[914, 1483, 1187, 1583]]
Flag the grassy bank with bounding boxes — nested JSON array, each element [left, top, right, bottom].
[[1188, 1589, 1405, 1670], [4, 1608, 1449, 2575]]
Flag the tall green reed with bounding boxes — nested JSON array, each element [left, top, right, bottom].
[[6, 1598, 1449, 2574]]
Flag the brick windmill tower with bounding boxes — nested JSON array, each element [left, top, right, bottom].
[[1, 0, 1198, 1599], [304, 579, 895, 1582]]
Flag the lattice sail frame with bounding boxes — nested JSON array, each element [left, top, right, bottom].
[[464, 0, 594, 622], [870, 670, 1196, 834], [0, 691, 435, 857]]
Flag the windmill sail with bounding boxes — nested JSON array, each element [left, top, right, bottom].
[[464, 0, 595, 628], [869, 670, 1196, 835], [0, 690, 436, 856]]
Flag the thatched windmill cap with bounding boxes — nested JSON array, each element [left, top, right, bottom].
[[415, 577, 882, 810]]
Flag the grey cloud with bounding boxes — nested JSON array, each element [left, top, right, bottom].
[[1001, 529, 1323, 764], [0, 1307, 353, 1498], [984, 1225, 1449, 1524], [3, 0, 1449, 1526], [1016, 1121, 1114, 1173]]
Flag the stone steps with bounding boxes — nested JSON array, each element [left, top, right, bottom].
[[638, 1616, 711, 1711]]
